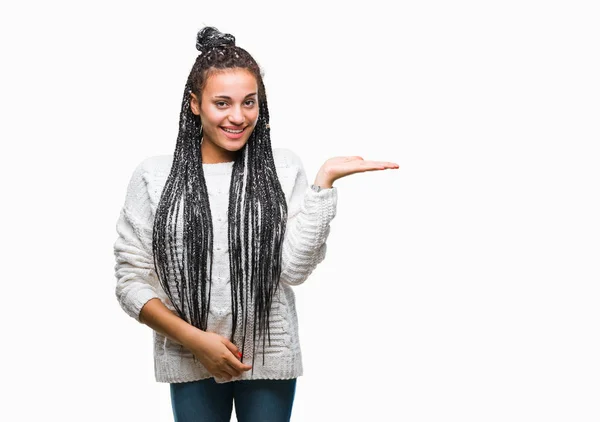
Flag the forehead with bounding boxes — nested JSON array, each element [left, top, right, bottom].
[[202, 68, 258, 97]]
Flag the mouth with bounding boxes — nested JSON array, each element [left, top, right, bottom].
[[220, 126, 246, 140]]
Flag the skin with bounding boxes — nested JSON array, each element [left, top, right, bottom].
[[190, 68, 259, 164], [139, 299, 249, 380], [142, 67, 400, 381]]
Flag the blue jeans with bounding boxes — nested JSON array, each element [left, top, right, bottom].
[[170, 378, 297, 422]]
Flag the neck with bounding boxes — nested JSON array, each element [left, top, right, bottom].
[[201, 138, 237, 164]]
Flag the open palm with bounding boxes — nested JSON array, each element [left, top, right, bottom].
[[316, 156, 399, 186]]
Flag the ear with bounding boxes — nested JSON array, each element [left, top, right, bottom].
[[190, 92, 201, 116]]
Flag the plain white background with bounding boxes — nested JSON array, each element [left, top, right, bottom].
[[1, 0, 598, 421]]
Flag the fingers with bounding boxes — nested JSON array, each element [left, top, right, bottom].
[[364, 160, 399, 168], [334, 156, 398, 166], [217, 362, 239, 379], [215, 372, 232, 381], [354, 161, 399, 171], [220, 338, 253, 376], [227, 353, 253, 373], [337, 158, 398, 170], [340, 161, 397, 174], [213, 354, 252, 381], [329, 156, 364, 163], [226, 355, 252, 375], [223, 338, 243, 360]]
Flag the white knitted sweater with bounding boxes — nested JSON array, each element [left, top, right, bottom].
[[113, 148, 337, 384]]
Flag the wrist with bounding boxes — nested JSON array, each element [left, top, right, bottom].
[[179, 324, 206, 349], [314, 168, 334, 188], [313, 177, 333, 189]]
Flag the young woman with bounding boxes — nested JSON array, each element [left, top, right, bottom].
[[113, 26, 399, 422]]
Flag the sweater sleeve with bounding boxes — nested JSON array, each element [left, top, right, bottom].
[[279, 152, 338, 286], [113, 161, 161, 323]]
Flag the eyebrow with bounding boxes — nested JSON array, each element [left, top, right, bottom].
[[213, 93, 257, 100]]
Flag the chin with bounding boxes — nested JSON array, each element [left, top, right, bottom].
[[223, 136, 251, 149], [216, 143, 245, 156]]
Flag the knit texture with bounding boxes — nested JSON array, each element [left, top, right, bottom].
[[113, 148, 337, 384]]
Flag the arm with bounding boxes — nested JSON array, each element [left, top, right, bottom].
[[113, 161, 199, 345], [138, 298, 203, 346], [113, 161, 252, 378], [113, 161, 162, 323], [279, 152, 338, 286], [278, 152, 400, 286]]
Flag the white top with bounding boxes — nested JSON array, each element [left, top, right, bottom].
[[113, 147, 338, 383]]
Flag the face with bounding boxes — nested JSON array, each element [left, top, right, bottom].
[[190, 68, 259, 164]]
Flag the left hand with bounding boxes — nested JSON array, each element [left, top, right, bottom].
[[314, 156, 399, 188]]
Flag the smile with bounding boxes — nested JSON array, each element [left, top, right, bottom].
[[220, 126, 246, 139], [222, 127, 244, 133]]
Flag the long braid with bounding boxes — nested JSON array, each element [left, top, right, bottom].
[[152, 27, 288, 368]]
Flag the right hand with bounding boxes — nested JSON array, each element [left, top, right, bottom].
[[186, 331, 252, 380]]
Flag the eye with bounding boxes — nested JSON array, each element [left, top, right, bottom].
[[245, 99, 256, 107], [215, 101, 228, 108]]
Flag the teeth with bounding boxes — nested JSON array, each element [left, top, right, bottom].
[[222, 128, 243, 133]]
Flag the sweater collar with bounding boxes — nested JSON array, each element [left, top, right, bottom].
[[202, 161, 234, 176]]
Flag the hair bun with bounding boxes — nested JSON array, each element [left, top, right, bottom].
[[196, 27, 236, 54]]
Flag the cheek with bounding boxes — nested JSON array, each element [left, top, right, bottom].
[[202, 112, 223, 128]]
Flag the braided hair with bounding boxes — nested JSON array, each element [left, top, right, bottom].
[[152, 27, 288, 368]]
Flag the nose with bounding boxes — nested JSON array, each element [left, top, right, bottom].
[[228, 106, 245, 126]]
